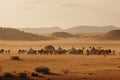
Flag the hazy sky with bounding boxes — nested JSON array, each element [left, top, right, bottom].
[[0, 0, 120, 28]]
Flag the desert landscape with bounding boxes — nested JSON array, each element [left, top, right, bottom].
[[0, 37, 120, 80], [1, 0, 120, 80]]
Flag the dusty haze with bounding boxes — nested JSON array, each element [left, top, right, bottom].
[[0, 0, 120, 28]]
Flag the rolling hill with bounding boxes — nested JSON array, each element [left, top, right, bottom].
[[104, 30, 120, 40], [51, 32, 74, 38], [0, 27, 54, 41]]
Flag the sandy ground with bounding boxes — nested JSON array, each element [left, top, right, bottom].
[[0, 38, 120, 80], [0, 38, 120, 50], [0, 54, 120, 80]]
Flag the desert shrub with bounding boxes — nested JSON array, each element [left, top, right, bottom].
[[17, 73, 27, 78], [3, 72, 15, 78], [34, 66, 50, 74], [62, 69, 69, 74], [31, 72, 39, 77], [11, 56, 21, 60], [12, 71, 16, 73], [1, 72, 33, 80], [88, 73, 93, 75]]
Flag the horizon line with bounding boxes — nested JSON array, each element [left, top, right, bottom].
[[0, 25, 119, 29]]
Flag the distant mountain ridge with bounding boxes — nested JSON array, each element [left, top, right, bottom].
[[65, 26, 120, 33], [17, 26, 120, 34], [18, 26, 63, 34]]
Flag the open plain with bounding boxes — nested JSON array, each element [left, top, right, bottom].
[[0, 38, 120, 80]]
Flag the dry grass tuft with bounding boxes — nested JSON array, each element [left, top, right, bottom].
[[11, 56, 21, 61], [34, 66, 50, 74]]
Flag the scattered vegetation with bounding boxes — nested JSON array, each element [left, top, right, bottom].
[[17, 73, 27, 78], [88, 73, 93, 75], [11, 56, 21, 60], [0, 72, 33, 80], [31, 72, 39, 77], [34, 66, 50, 74], [3, 72, 15, 78], [12, 71, 16, 73]]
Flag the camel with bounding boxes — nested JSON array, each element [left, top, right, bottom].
[[56, 46, 67, 55], [44, 45, 56, 55], [27, 48, 37, 54], [18, 49, 27, 54], [0, 49, 5, 54], [68, 47, 77, 54]]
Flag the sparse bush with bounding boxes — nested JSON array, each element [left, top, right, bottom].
[[3, 72, 15, 78], [34, 66, 50, 74], [31, 72, 39, 77], [88, 73, 93, 75], [1, 72, 33, 80], [11, 56, 21, 60], [62, 69, 69, 74], [17, 73, 27, 78], [12, 71, 16, 73]]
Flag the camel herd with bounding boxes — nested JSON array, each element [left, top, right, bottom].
[[0, 49, 11, 54], [17, 45, 116, 55], [0, 45, 117, 55]]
